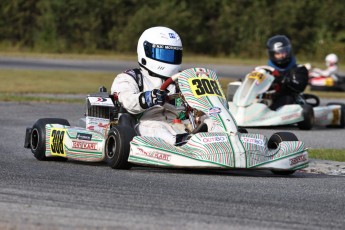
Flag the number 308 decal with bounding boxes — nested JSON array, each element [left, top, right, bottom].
[[188, 77, 225, 98], [49, 128, 66, 157]]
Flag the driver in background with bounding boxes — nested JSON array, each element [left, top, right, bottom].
[[111, 26, 188, 145], [266, 35, 309, 110], [309, 53, 339, 81]]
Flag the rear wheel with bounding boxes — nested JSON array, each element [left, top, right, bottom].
[[267, 132, 298, 175], [105, 125, 136, 169], [30, 118, 70, 160], [297, 104, 314, 130]]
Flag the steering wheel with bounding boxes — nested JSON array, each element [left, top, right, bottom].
[[160, 73, 180, 91]]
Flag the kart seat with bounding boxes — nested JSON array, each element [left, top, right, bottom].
[[192, 122, 208, 134]]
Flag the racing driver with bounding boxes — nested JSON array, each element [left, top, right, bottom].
[[111, 26, 188, 145], [266, 35, 309, 110]]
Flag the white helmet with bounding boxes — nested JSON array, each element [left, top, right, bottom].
[[325, 53, 338, 67], [137, 26, 183, 78]]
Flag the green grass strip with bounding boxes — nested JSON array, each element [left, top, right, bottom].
[[309, 149, 345, 162]]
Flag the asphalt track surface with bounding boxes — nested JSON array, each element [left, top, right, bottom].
[[0, 57, 345, 229]]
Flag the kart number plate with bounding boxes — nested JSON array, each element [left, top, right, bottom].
[[188, 77, 225, 98], [248, 71, 266, 83]]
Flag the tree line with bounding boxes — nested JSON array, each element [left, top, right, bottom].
[[1, 0, 344, 61]]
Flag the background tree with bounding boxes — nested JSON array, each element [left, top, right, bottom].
[[0, 0, 344, 61]]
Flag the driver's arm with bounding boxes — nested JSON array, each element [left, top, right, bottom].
[[111, 73, 168, 114], [111, 73, 146, 114]]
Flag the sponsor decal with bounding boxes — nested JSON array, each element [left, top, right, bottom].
[[72, 140, 98, 150], [50, 128, 66, 157], [169, 33, 176, 39], [196, 69, 209, 77], [201, 136, 226, 143], [273, 42, 283, 50], [88, 97, 114, 106], [241, 137, 265, 147], [208, 107, 221, 117], [98, 123, 108, 128], [87, 126, 94, 130], [136, 148, 171, 162], [152, 44, 182, 50], [290, 154, 307, 166], [97, 97, 107, 102], [281, 113, 300, 121], [86, 117, 109, 132], [76, 132, 92, 141]]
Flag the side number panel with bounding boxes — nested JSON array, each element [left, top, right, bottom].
[[49, 128, 66, 157]]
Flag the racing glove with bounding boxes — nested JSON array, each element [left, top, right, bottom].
[[139, 89, 168, 109], [272, 69, 280, 77]]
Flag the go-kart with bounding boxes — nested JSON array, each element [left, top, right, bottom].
[[309, 73, 345, 92], [227, 66, 345, 130], [24, 68, 309, 175], [305, 63, 345, 91]]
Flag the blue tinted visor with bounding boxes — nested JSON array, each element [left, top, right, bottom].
[[144, 41, 182, 64]]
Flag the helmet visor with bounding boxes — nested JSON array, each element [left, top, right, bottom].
[[144, 41, 182, 64]]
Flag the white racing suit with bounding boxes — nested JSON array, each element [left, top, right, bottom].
[[111, 68, 188, 145], [309, 64, 338, 81]]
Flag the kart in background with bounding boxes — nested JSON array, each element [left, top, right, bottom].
[[305, 63, 345, 91], [226, 66, 345, 130], [24, 68, 309, 175]]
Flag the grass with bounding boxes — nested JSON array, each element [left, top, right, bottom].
[[308, 149, 345, 162], [0, 69, 114, 94]]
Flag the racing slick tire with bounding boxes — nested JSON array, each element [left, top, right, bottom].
[[105, 125, 136, 169], [297, 104, 314, 130], [326, 103, 345, 128], [30, 118, 70, 161], [303, 93, 320, 107], [267, 132, 298, 175]]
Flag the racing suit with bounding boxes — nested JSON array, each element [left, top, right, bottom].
[[268, 58, 309, 110], [111, 68, 187, 145]]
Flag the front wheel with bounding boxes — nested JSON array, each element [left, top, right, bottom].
[[30, 118, 70, 160], [105, 125, 136, 169], [267, 132, 298, 175], [297, 104, 314, 130]]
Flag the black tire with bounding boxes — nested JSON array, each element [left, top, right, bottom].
[[303, 93, 320, 107], [326, 103, 345, 128], [267, 132, 298, 149], [297, 104, 314, 130], [238, 128, 248, 133], [267, 132, 298, 175], [340, 83, 345, 91], [105, 125, 136, 169], [30, 118, 70, 161]]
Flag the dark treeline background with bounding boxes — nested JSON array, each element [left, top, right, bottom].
[[1, 0, 345, 60]]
